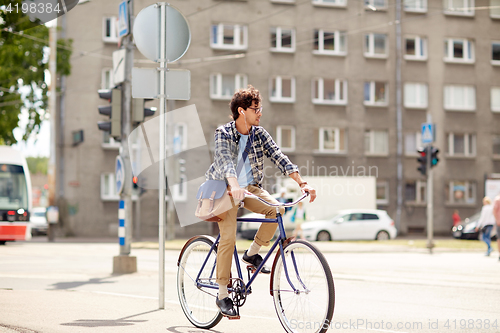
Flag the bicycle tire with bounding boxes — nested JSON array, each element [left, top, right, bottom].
[[177, 236, 223, 329], [272, 239, 335, 333]]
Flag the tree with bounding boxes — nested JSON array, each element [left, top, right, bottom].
[[26, 156, 48, 175], [0, 1, 72, 145]]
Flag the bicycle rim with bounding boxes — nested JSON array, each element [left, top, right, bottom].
[[177, 237, 222, 329], [272, 240, 335, 333]]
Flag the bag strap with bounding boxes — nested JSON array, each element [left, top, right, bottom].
[[235, 132, 253, 176]]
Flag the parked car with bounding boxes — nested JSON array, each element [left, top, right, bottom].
[[30, 207, 48, 235], [301, 209, 397, 241], [451, 212, 497, 240]]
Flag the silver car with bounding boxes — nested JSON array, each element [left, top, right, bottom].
[[301, 209, 397, 241], [30, 207, 48, 235]]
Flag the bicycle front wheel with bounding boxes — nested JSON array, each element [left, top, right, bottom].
[[177, 236, 223, 329], [272, 240, 335, 333]]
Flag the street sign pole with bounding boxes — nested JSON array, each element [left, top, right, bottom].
[[425, 115, 435, 254], [158, 2, 167, 310], [132, 2, 191, 309]]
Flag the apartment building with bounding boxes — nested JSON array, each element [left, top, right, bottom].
[[56, 0, 500, 238]]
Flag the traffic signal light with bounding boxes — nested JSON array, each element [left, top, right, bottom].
[[417, 147, 427, 176], [430, 146, 439, 167], [97, 88, 122, 138], [133, 176, 138, 190], [132, 98, 156, 123]]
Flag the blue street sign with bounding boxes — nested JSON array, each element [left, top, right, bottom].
[[421, 123, 434, 144], [118, 1, 129, 38], [115, 155, 125, 195]]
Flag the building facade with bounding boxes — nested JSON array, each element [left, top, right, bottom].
[[56, 0, 500, 238]]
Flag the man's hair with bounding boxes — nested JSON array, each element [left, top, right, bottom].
[[229, 85, 261, 120]]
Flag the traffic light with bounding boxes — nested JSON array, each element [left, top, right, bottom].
[[97, 88, 122, 138], [417, 146, 427, 176], [132, 98, 156, 123], [430, 146, 439, 167], [132, 175, 147, 196]]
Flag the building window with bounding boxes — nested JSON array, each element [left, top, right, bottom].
[[364, 33, 388, 58], [313, 30, 347, 55], [173, 123, 188, 154], [211, 24, 248, 50], [270, 76, 295, 103], [404, 83, 428, 109], [492, 42, 500, 65], [404, 36, 427, 60], [445, 181, 476, 204], [270, 27, 295, 53], [376, 181, 389, 205], [103, 17, 118, 43], [493, 135, 500, 155], [444, 38, 474, 63], [101, 69, 113, 90], [172, 174, 188, 202], [405, 180, 426, 203], [312, 78, 347, 105], [404, 0, 427, 12], [276, 126, 295, 152], [319, 128, 346, 152], [491, 0, 500, 18], [312, 0, 347, 7], [492, 87, 500, 112], [405, 132, 422, 156], [365, 0, 387, 10], [210, 73, 247, 100], [101, 173, 119, 200], [447, 133, 476, 156], [444, 85, 475, 111], [365, 130, 388, 155], [443, 0, 475, 16], [364, 81, 388, 106]]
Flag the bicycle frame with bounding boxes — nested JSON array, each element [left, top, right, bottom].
[[194, 208, 300, 294]]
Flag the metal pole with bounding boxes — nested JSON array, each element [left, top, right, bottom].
[[395, 0, 403, 233], [158, 2, 167, 310], [120, 0, 135, 256], [426, 115, 434, 253], [47, 21, 57, 242]]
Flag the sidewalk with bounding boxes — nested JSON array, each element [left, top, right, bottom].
[[29, 235, 491, 253]]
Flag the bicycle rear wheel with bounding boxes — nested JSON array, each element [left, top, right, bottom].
[[272, 240, 335, 333], [177, 236, 223, 329]]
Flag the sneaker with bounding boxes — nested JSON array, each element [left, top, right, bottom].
[[216, 297, 238, 318], [242, 250, 271, 274]]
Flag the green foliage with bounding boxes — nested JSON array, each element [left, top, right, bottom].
[[26, 156, 48, 175], [0, 0, 73, 145]]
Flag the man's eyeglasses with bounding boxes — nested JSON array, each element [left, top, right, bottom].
[[247, 106, 263, 115]]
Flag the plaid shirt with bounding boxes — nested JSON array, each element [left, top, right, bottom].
[[206, 121, 299, 186]]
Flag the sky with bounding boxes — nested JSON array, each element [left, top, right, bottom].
[[12, 119, 51, 158]]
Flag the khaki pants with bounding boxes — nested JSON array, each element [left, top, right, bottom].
[[216, 185, 285, 286]]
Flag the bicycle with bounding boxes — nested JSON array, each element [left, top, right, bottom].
[[176, 192, 335, 333]]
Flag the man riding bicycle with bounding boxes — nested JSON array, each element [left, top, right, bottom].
[[205, 84, 316, 318]]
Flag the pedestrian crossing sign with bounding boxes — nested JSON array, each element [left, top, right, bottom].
[[421, 123, 434, 144]]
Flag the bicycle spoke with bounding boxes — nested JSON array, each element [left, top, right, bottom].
[[272, 240, 335, 333]]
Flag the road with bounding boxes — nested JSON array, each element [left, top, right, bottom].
[[0, 240, 499, 333]]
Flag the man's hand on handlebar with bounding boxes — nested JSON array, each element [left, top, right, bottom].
[[301, 184, 316, 203], [229, 186, 246, 201]]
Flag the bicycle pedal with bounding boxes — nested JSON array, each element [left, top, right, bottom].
[[246, 265, 256, 273]]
